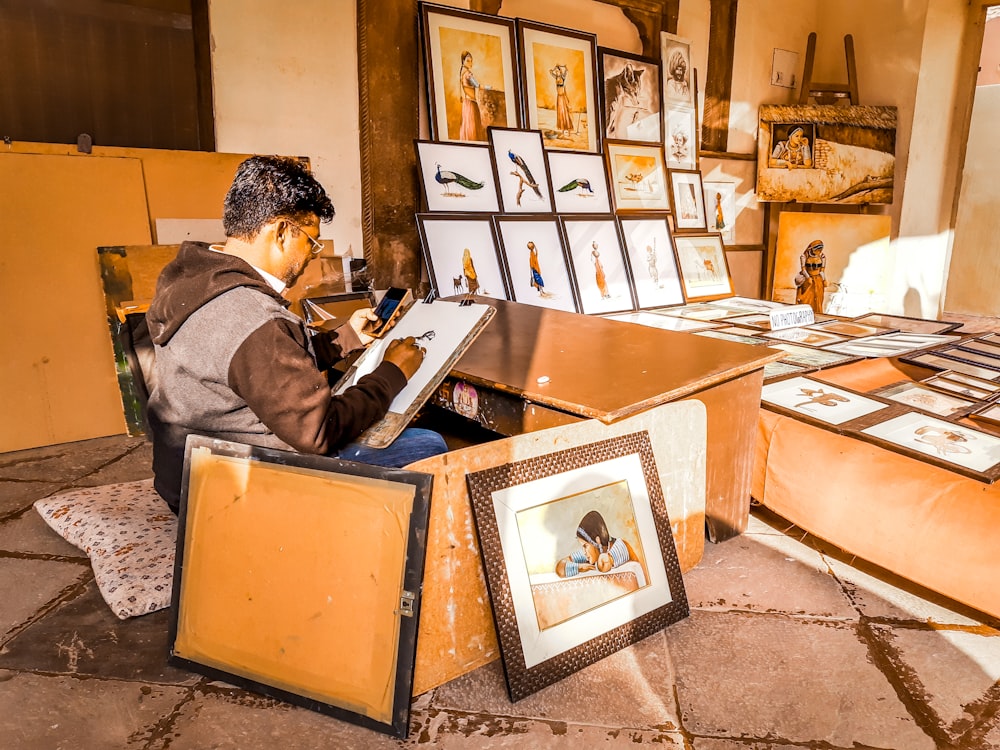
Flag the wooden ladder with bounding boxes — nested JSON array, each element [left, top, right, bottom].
[[798, 32, 859, 105]]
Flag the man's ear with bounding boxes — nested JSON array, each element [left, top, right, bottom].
[[272, 218, 290, 244]]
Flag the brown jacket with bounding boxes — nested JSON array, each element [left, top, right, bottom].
[[146, 242, 406, 508]]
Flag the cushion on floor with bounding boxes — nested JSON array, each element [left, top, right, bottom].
[[34, 479, 176, 619]]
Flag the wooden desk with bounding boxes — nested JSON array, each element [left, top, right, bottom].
[[433, 298, 783, 541]]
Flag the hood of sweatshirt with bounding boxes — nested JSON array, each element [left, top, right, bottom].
[[147, 241, 288, 346]]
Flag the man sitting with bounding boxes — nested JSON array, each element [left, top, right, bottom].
[[146, 155, 446, 510]]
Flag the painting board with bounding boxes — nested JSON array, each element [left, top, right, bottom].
[[806, 319, 895, 338], [660, 32, 695, 110], [547, 151, 612, 213], [699, 156, 766, 247], [560, 216, 634, 315], [597, 48, 661, 143], [665, 106, 698, 170], [702, 181, 736, 244], [420, 3, 520, 143], [907, 353, 1000, 382], [668, 169, 708, 231], [770, 48, 799, 88], [494, 215, 578, 312], [772, 212, 892, 316], [467, 432, 689, 701], [673, 233, 734, 302], [333, 300, 496, 446], [603, 311, 715, 332], [762, 327, 846, 348], [825, 331, 962, 359], [618, 216, 684, 309], [605, 141, 670, 211], [850, 313, 961, 335], [859, 412, 1000, 481], [761, 375, 892, 426], [416, 213, 509, 299], [170, 436, 433, 739], [970, 402, 1000, 429], [488, 127, 555, 213], [517, 19, 599, 152], [757, 104, 897, 204], [872, 381, 979, 419], [0, 153, 153, 453], [415, 141, 500, 212], [695, 330, 769, 346], [770, 343, 861, 370], [922, 371, 1000, 401]]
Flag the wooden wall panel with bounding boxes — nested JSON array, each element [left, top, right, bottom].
[[0, 0, 206, 151], [0, 153, 152, 452]]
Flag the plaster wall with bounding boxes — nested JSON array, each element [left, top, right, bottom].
[[208, 0, 363, 260], [977, 12, 1000, 86], [944, 83, 1000, 315], [202, 0, 987, 318], [498, 0, 640, 52]]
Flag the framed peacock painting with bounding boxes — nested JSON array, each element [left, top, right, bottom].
[[546, 151, 612, 214], [415, 140, 500, 212]]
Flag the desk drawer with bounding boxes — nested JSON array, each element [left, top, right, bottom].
[[432, 378, 581, 436]]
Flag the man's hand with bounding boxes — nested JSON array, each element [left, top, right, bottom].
[[349, 307, 380, 346], [383, 336, 425, 380]]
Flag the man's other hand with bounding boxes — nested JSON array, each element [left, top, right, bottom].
[[349, 307, 379, 345], [383, 336, 425, 380]]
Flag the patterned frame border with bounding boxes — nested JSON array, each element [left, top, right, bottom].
[[466, 431, 688, 701]]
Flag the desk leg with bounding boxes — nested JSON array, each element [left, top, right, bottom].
[[686, 369, 764, 543]]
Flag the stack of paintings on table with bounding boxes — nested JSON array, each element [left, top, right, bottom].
[[757, 332, 1000, 483]]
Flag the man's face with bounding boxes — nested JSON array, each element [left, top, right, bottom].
[[672, 58, 686, 81], [280, 216, 321, 287]]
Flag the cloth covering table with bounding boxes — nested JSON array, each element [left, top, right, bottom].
[[753, 357, 1000, 619]]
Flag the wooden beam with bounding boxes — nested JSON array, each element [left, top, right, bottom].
[[191, 0, 215, 151], [357, 0, 423, 290], [701, 0, 738, 153]]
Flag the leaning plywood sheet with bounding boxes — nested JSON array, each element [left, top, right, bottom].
[[7, 142, 252, 236], [406, 398, 706, 695], [0, 153, 152, 452]]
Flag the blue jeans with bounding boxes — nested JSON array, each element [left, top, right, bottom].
[[334, 427, 448, 468]]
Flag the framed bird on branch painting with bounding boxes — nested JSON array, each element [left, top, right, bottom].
[[487, 127, 555, 213]]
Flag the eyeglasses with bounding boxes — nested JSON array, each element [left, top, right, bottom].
[[289, 221, 324, 256]]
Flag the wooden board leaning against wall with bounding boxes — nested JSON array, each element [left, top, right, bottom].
[[0, 146, 252, 453]]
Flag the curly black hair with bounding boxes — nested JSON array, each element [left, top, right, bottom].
[[223, 156, 335, 240]]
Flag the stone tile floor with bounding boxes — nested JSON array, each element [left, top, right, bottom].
[[2, 434, 999, 749]]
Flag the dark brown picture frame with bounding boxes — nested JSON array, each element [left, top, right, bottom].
[[597, 47, 662, 144], [169, 437, 433, 739], [516, 18, 600, 153], [667, 168, 708, 232], [558, 214, 636, 315], [466, 432, 688, 701], [850, 313, 962, 335], [488, 126, 556, 213], [420, 2, 522, 143]]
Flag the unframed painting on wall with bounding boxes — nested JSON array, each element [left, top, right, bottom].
[[772, 212, 892, 317], [756, 105, 897, 205]]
